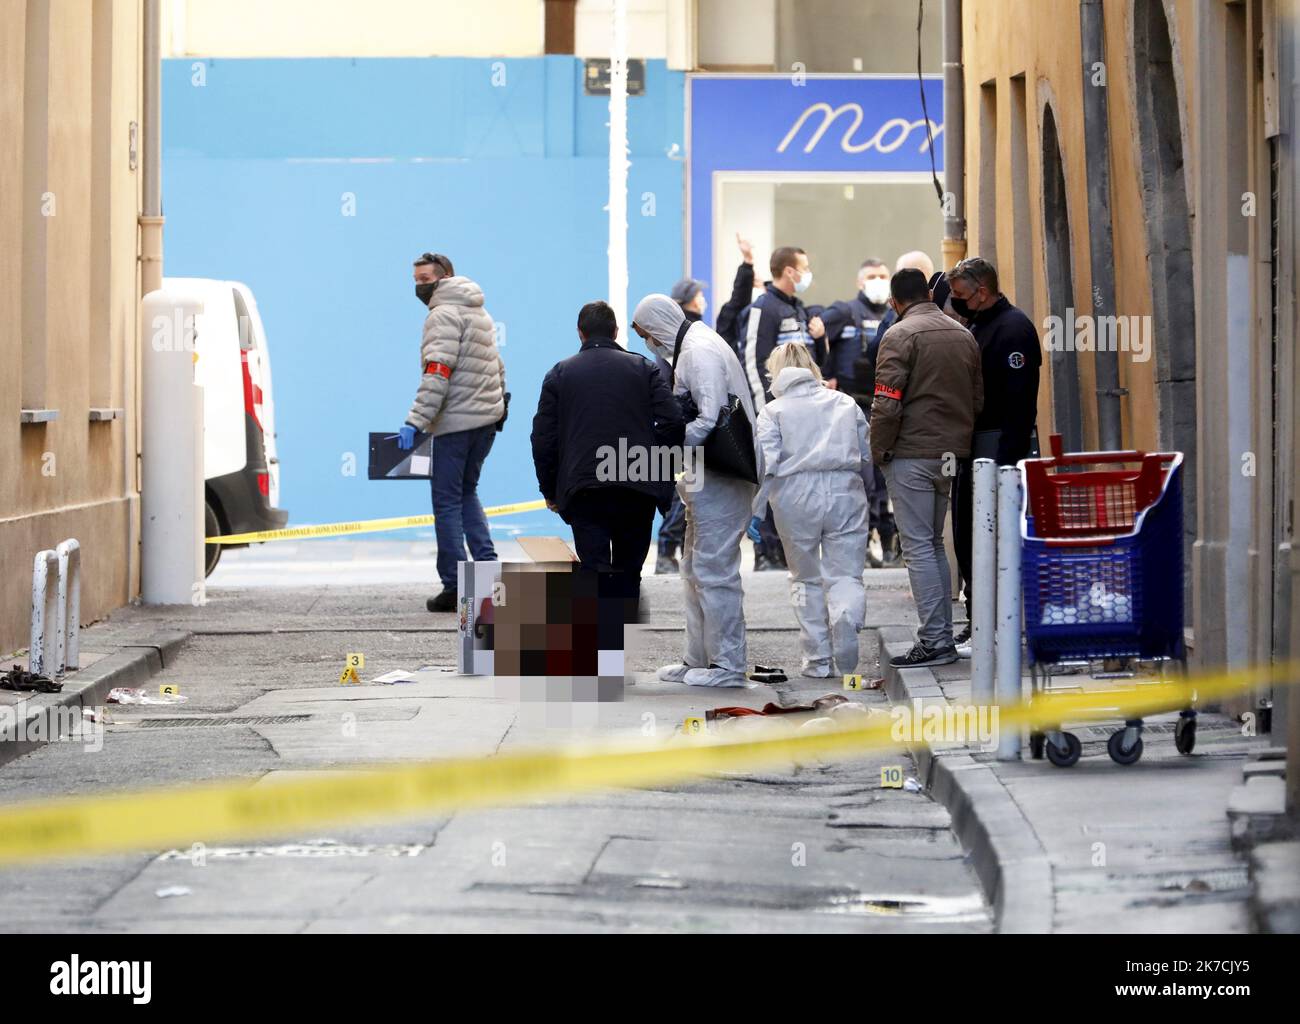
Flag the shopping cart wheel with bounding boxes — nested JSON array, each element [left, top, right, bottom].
[[1045, 733, 1082, 768], [1107, 728, 1143, 765], [1175, 715, 1197, 755], [1029, 731, 1045, 760]]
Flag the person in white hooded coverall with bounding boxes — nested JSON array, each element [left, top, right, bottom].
[[631, 294, 762, 688], [751, 343, 873, 677]]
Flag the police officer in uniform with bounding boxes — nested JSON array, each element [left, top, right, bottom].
[[946, 257, 1041, 652], [819, 258, 891, 402]]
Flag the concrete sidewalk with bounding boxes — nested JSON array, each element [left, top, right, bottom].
[[0, 547, 990, 933], [1, 627, 189, 768], [871, 616, 1273, 934]]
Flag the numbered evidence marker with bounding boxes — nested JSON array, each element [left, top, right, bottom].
[[340, 653, 365, 686], [880, 765, 905, 789], [160, 683, 180, 698], [683, 717, 707, 736], [843, 674, 864, 691]]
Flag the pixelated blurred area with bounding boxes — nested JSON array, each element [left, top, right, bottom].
[[458, 538, 627, 702]]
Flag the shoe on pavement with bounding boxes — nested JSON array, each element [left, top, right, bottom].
[[889, 642, 959, 669], [800, 663, 833, 679], [656, 663, 695, 683], [655, 553, 679, 575], [683, 666, 750, 688], [832, 614, 860, 676], [753, 553, 772, 572], [426, 589, 457, 613], [880, 534, 903, 567], [953, 624, 972, 659]]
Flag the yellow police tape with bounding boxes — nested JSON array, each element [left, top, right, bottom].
[[207, 499, 550, 545], [0, 661, 1293, 866]]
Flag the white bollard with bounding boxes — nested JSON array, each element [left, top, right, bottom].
[[56, 539, 81, 676], [970, 459, 998, 705], [141, 287, 206, 604], [30, 551, 59, 677], [995, 465, 1024, 761]]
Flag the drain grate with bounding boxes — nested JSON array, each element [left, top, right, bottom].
[[138, 715, 313, 729]]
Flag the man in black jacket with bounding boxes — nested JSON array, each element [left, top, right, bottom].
[[946, 257, 1042, 650], [736, 246, 826, 408], [531, 301, 686, 609], [714, 233, 762, 347]]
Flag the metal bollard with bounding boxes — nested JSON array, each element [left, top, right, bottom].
[[970, 459, 998, 705], [995, 466, 1024, 761], [56, 539, 81, 676], [30, 551, 60, 677]]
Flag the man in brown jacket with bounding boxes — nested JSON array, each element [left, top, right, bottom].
[[871, 268, 983, 667]]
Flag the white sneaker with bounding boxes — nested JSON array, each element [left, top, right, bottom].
[[683, 667, 750, 688], [956, 643, 972, 660], [656, 664, 694, 683]]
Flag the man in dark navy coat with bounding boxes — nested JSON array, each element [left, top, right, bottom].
[[531, 301, 686, 609]]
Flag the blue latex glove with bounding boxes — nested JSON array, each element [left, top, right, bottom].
[[397, 425, 417, 451], [746, 516, 763, 543]]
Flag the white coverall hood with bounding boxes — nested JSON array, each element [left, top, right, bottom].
[[632, 294, 686, 360], [643, 304, 759, 687], [770, 366, 819, 399]]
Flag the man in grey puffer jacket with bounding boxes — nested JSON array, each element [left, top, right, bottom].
[[398, 271, 507, 612]]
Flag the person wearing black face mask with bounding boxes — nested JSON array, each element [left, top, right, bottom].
[[945, 257, 1041, 654], [413, 251, 453, 306], [399, 251, 508, 613]]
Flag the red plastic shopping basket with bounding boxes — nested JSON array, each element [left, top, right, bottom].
[[1024, 435, 1174, 540]]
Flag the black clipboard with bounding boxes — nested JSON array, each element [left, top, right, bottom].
[[368, 431, 433, 480]]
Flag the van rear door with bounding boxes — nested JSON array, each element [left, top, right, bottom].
[[232, 284, 280, 508]]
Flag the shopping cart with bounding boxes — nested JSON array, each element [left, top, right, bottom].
[[1019, 435, 1194, 767]]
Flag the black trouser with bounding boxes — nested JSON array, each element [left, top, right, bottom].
[[869, 464, 895, 543], [657, 491, 685, 552], [750, 507, 786, 565], [565, 487, 658, 611], [953, 436, 1036, 619], [952, 458, 975, 618]]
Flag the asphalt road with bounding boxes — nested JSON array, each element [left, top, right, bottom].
[[0, 543, 988, 933]]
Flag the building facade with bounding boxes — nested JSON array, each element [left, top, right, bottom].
[[959, 0, 1298, 794], [0, 0, 146, 658]]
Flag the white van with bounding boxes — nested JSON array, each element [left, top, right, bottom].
[[165, 278, 288, 575]]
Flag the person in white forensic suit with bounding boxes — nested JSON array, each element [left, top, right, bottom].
[[749, 342, 873, 678], [631, 294, 762, 688]]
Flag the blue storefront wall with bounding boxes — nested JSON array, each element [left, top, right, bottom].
[[163, 56, 685, 538]]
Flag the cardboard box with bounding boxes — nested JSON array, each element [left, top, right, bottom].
[[456, 537, 578, 675]]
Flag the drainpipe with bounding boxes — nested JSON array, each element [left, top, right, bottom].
[[942, 0, 967, 270], [140, 0, 163, 296], [1080, 0, 1124, 450]]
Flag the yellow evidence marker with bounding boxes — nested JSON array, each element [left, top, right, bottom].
[[880, 765, 904, 789], [160, 683, 180, 698], [340, 653, 364, 685], [843, 674, 864, 691], [683, 717, 707, 736]]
